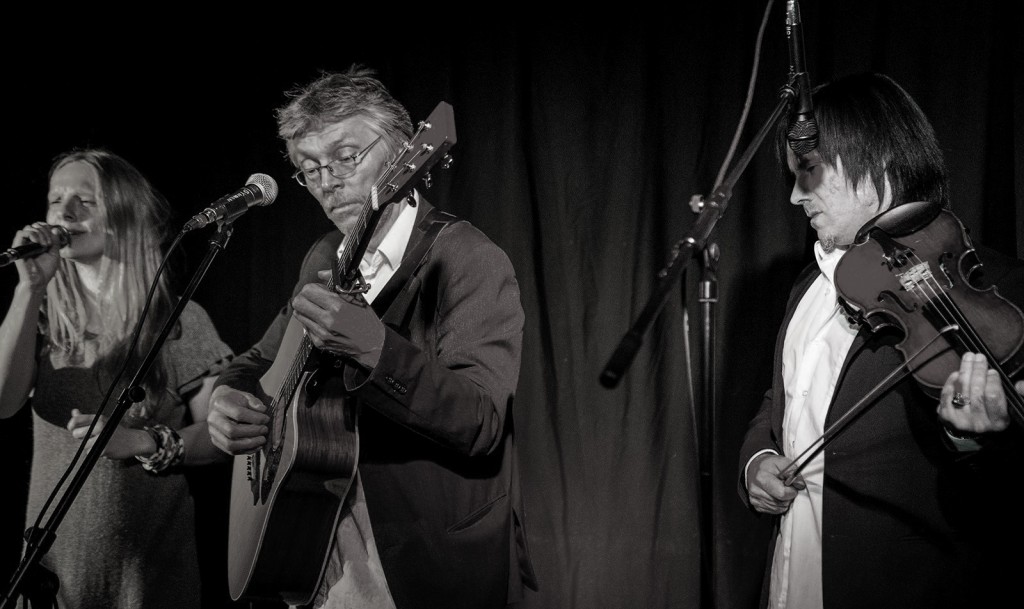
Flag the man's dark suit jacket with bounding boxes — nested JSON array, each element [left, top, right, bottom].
[[738, 239, 1023, 609], [218, 200, 536, 609]]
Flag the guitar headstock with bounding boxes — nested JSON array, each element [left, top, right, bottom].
[[334, 102, 457, 292], [377, 101, 457, 208]]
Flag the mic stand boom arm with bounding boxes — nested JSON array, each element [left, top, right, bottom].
[[599, 82, 799, 388], [1, 222, 237, 609]]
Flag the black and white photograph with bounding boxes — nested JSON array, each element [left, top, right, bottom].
[[2, 2, 1021, 608]]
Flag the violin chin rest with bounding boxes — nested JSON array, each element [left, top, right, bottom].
[[855, 200, 944, 241]]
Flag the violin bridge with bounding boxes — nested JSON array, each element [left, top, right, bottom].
[[897, 262, 933, 294]]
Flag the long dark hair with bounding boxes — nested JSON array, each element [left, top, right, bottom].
[[777, 72, 949, 209]]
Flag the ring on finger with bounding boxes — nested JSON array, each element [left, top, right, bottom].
[[951, 392, 971, 408]]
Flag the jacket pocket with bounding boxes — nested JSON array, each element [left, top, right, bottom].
[[446, 492, 507, 534]]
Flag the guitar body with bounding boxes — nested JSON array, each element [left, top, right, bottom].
[[227, 317, 359, 604]]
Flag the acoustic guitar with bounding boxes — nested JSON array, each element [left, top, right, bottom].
[[227, 102, 457, 604]]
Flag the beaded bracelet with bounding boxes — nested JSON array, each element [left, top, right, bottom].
[[135, 424, 185, 475]]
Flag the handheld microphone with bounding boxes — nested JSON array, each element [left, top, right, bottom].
[[183, 173, 278, 232], [785, 0, 818, 155], [0, 225, 72, 267]]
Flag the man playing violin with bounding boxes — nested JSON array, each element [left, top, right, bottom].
[[739, 72, 1023, 609]]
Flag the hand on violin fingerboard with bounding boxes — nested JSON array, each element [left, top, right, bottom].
[[936, 352, 1013, 436]]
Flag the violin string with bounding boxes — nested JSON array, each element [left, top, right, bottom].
[[904, 249, 1005, 359], [903, 251, 983, 352], [922, 279, 1024, 420], [902, 250, 1024, 421]]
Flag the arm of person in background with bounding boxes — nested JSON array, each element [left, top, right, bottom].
[[68, 301, 235, 465], [68, 375, 229, 464], [0, 223, 62, 419]]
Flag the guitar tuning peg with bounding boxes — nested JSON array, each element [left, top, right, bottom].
[[442, 153, 453, 170], [422, 172, 433, 189]]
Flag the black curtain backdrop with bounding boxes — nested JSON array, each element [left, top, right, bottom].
[[2, 3, 1020, 608]]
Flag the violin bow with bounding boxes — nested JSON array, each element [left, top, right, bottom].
[[779, 325, 961, 487]]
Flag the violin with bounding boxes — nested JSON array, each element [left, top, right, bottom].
[[833, 200, 1024, 428]]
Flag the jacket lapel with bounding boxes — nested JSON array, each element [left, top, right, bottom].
[[370, 199, 435, 317]]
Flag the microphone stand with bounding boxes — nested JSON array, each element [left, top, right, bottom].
[[1, 222, 237, 609], [599, 79, 802, 609], [696, 241, 718, 609], [600, 78, 797, 385]]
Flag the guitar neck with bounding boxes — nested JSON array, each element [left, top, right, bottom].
[[335, 187, 388, 292]]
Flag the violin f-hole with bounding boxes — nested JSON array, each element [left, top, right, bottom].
[[878, 289, 917, 314]]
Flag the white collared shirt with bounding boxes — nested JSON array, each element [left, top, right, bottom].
[[310, 195, 418, 609], [768, 241, 859, 609]]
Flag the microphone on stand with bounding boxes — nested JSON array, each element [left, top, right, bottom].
[[785, 0, 818, 155], [183, 173, 278, 232], [0, 225, 72, 267]]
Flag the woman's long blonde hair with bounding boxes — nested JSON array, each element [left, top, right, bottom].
[[43, 149, 173, 419]]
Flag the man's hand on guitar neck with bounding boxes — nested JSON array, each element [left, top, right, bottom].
[[207, 385, 270, 455], [291, 269, 385, 371]]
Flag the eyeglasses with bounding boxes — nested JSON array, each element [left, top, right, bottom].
[[292, 135, 384, 187]]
